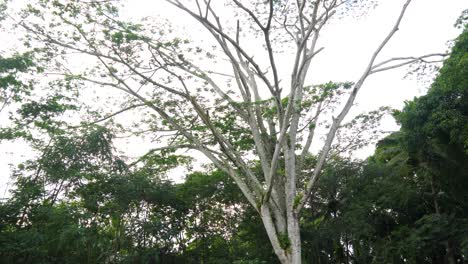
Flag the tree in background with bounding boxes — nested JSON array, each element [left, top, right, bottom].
[[301, 23, 467, 263], [391, 21, 467, 263], [0, 123, 189, 263]]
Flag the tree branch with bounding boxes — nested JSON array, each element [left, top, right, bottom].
[[296, 0, 414, 214]]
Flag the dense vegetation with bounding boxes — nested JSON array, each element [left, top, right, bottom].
[[0, 3, 467, 264], [0, 27, 465, 263]]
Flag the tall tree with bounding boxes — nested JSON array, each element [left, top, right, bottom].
[[9, 0, 451, 262], [394, 23, 468, 263]]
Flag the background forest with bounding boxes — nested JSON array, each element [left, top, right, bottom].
[[0, 1, 467, 264]]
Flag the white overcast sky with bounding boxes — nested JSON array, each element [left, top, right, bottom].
[[0, 0, 467, 197]]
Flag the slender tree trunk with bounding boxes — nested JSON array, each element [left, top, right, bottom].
[[430, 175, 456, 264], [288, 216, 302, 264], [260, 203, 303, 264], [260, 206, 290, 263]]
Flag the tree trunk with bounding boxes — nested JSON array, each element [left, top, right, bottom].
[[288, 216, 302, 264], [260, 205, 302, 264], [430, 175, 456, 264]]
